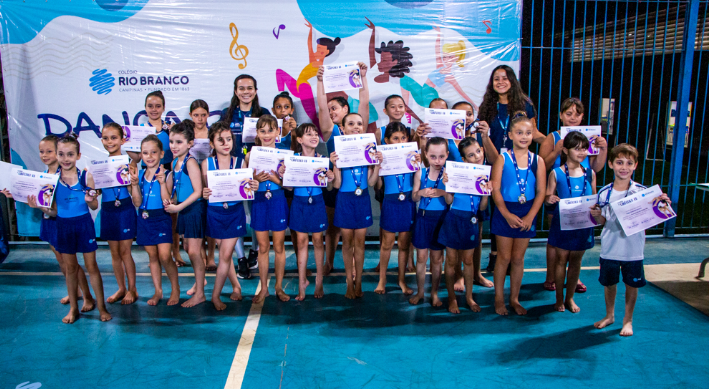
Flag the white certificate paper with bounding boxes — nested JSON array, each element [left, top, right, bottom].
[[248, 146, 293, 174], [425, 109, 467, 140], [378, 142, 421, 176], [190, 139, 212, 163], [243, 118, 282, 144], [0, 161, 22, 190], [89, 155, 131, 189], [560, 126, 603, 155], [323, 61, 363, 93], [444, 161, 491, 195], [10, 169, 59, 206], [207, 168, 255, 203], [610, 185, 676, 236], [558, 194, 599, 231], [283, 156, 329, 187], [122, 125, 154, 152], [334, 133, 378, 168]]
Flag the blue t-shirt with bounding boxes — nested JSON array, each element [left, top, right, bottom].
[[221, 106, 271, 159], [418, 168, 447, 211], [56, 170, 90, 218], [500, 151, 538, 202]]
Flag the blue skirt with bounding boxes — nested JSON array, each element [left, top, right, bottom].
[[289, 195, 328, 233], [136, 209, 173, 246], [55, 213, 98, 254], [177, 200, 207, 239], [334, 189, 373, 230], [380, 193, 415, 233], [439, 209, 481, 251], [412, 209, 447, 251], [490, 200, 537, 239], [206, 202, 247, 239], [100, 200, 137, 241], [323, 187, 338, 208], [547, 210, 595, 251], [39, 215, 58, 248], [250, 190, 289, 232]]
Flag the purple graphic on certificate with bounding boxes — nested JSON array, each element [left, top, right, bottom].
[[405, 151, 420, 171], [451, 119, 465, 140], [589, 212, 598, 225], [652, 200, 675, 219], [364, 142, 378, 164], [239, 179, 254, 200], [122, 126, 131, 142], [314, 167, 328, 187], [588, 135, 599, 155], [349, 69, 362, 88], [116, 164, 130, 185], [38, 184, 55, 207], [475, 175, 491, 195], [276, 160, 286, 175]]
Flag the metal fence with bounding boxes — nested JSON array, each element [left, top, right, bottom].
[[520, 0, 709, 236]]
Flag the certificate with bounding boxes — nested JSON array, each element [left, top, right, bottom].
[[0, 161, 22, 190], [190, 139, 212, 163], [122, 125, 154, 152], [243, 118, 282, 144], [283, 156, 329, 187], [559, 126, 603, 155], [9, 169, 59, 206], [558, 194, 599, 231], [323, 61, 363, 93], [89, 155, 131, 189], [610, 185, 676, 236], [248, 146, 293, 174], [424, 109, 467, 140], [207, 168, 255, 202], [378, 142, 421, 176], [444, 161, 491, 195], [334, 133, 378, 168]]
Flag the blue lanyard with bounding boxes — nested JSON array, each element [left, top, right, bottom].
[[564, 164, 588, 198], [351, 167, 364, 189], [497, 102, 509, 147], [148, 119, 169, 131], [214, 156, 234, 170], [59, 168, 89, 193], [421, 168, 443, 209], [171, 153, 192, 200], [140, 166, 160, 210], [469, 195, 477, 213], [510, 151, 531, 198], [395, 174, 405, 193], [297, 152, 319, 199], [598, 181, 633, 208]]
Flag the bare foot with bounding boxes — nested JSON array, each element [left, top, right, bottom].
[[495, 300, 508, 316], [408, 294, 423, 305], [431, 293, 442, 307], [448, 298, 460, 314], [62, 308, 80, 324], [212, 296, 227, 311], [374, 281, 386, 294], [323, 262, 333, 276], [230, 290, 243, 301], [173, 253, 187, 267], [594, 315, 615, 329], [107, 289, 126, 304], [474, 274, 494, 288], [205, 261, 217, 272], [510, 302, 527, 315], [554, 301, 565, 312], [167, 290, 180, 306], [253, 289, 270, 304], [355, 288, 364, 298], [466, 297, 481, 312], [373, 263, 381, 273], [81, 296, 96, 312], [187, 282, 197, 296], [620, 320, 633, 336], [182, 293, 206, 308], [344, 285, 356, 299], [148, 290, 163, 306], [565, 299, 580, 313], [314, 284, 324, 299], [406, 264, 415, 273], [399, 281, 413, 295], [122, 291, 138, 305], [276, 287, 290, 302], [99, 309, 112, 322], [296, 280, 309, 301], [454, 278, 465, 292], [60, 295, 70, 305]]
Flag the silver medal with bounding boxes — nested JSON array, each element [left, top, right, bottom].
[[87, 189, 97, 197], [398, 192, 405, 201], [43, 213, 49, 220], [142, 210, 149, 219], [471, 216, 477, 224], [308, 196, 313, 204], [354, 187, 363, 196], [265, 190, 272, 200], [223, 202, 229, 209], [518, 194, 527, 204], [115, 200, 121, 207]]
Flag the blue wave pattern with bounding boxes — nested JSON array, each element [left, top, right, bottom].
[[0, 0, 149, 45], [297, 0, 520, 61], [89, 69, 115, 95]]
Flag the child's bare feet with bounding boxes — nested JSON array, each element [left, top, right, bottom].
[[448, 298, 460, 314], [253, 288, 269, 304], [565, 298, 580, 313], [323, 262, 333, 276], [99, 309, 112, 322], [205, 260, 217, 272], [344, 284, 356, 299], [466, 296, 481, 312], [62, 308, 80, 324], [408, 293, 423, 305], [212, 296, 227, 311], [173, 253, 187, 267], [148, 290, 162, 306], [107, 289, 126, 304], [474, 274, 494, 288], [399, 281, 413, 295], [230, 290, 243, 301], [620, 320, 633, 336], [182, 293, 206, 308], [554, 301, 565, 312], [314, 284, 324, 299], [510, 301, 527, 315], [81, 296, 96, 312], [61, 294, 82, 304], [167, 289, 180, 306], [594, 315, 615, 329], [454, 277, 465, 292], [495, 299, 508, 315], [122, 291, 138, 305], [187, 282, 197, 296], [374, 280, 387, 294], [275, 287, 290, 302], [431, 293, 442, 307], [296, 279, 309, 301]]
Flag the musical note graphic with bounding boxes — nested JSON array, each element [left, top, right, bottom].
[[229, 23, 249, 69], [482, 20, 492, 34], [273, 24, 286, 39]]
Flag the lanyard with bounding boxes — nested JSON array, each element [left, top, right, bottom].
[[395, 174, 405, 193], [140, 166, 160, 210], [497, 102, 510, 147], [59, 168, 90, 194], [351, 167, 363, 189], [510, 151, 531, 198], [171, 153, 192, 200], [598, 181, 633, 207], [214, 156, 234, 170], [421, 167, 443, 209], [564, 164, 588, 198], [148, 119, 169, 131]]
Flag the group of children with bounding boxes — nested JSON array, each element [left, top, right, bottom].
[[7, 64, 669, 337]]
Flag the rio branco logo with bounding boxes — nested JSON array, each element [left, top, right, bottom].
[[89, 69, 115, 95]]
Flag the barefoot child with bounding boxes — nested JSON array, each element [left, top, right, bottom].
[[490, 115, 546, 316], [545, 131, 596, 313], [129, 135, 181, 306], [166, 121, 207, 308], [285, 123, 335, 300], [440, 137, 491, 314], [590, 144, 666, 336], [99, 123, 138, 305], [409, 137, 449, 307], [374, 122, 418, 295]]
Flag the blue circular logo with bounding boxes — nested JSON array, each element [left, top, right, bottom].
[[89, 69, 115, 95]]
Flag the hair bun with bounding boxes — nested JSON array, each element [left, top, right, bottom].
[[333, 37, 341, 45], [279, 91, 291, 97], [64, 132, 79, 140]]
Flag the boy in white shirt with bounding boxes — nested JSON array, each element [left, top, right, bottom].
[[590, 144, 670, 336]]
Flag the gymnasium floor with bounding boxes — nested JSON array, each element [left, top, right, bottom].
[[1, 238, 708, 388]]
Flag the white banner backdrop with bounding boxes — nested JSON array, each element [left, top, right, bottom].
[[0, 0, 521, 236]]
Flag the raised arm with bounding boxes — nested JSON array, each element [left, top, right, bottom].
[[317, 67, 335, 141], [357, 62, 370, 127], [539, 133, 562, 172], [365, 18, 377, 69]]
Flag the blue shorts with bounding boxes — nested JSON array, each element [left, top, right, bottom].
[[380, 193, 415, 233], [548, 210, 594, 251], [289, 195, 328, 233], [598, 258, 646, 288], [100, 200, 137, 241], [177, 200, 207, 239], [323, 187, 338, 208], [55, 213, 98, 254], [136, 209, 173, 246], [412, 209, 447, 251], [250, 190, 289, 232], [438, 209, 481, 251], [39, 215, 58, 248], [334, 189, 373, 230], [490, 200, 537, 239], [206, 203, 247, 240]]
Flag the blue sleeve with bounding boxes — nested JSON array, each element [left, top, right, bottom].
[[220, 107, 229, 122]]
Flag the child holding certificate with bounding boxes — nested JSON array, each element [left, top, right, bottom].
[[490, 115, 547, 316], [544, 131, 597, 313], [374, 122, 418, 295], [99, 123, 138, 306], [129, 135, 181, 307], [590, 144, 669, 336], [165, 121, 207, 308], [246, 115, 290, 303], [440, 137, 491, 314], [201, 122, 254, 310], [273, 91, 298, 151], [410, 137, 449, 307], [330, 112, 381, 299], [415, 98, 463, 163], [286, 123, 335, 300]]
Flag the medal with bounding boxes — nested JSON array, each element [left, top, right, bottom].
[[265, 190, 272, 200], [518, 194, 527, 204], [43, 213, 49, 220], [510, 150, 532, 204], [223, 202, 229, 209], [471, 216, 477, 224], [87, 189, 97, 198], [308, 196, 313, 204], [142, 210, 149, 219], [115, 200, 121, 207], [351, 168, 364, 197], [354, 187, 363, 196], [395, 175, 407, 202], [398, 192, 405, 201]]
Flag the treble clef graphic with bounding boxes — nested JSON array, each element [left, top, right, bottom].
[[229, 23, 249, 69]]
